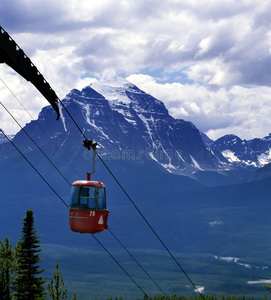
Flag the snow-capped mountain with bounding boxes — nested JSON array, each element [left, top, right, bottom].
[[210, 134, 271, 168], [57, 78, 221, 176], [2, 77, 271, 179]]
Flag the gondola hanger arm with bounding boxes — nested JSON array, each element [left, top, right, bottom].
[[0, 26, 60, 120]]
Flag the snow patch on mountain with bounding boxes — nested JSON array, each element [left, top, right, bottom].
[[138, 114, 155, 147], [78, 102, 113, 142], [90, 78, 146, 130], [221, 150, 240, 163], [90, 78, 132, 105], [258, 149, 271, 166], [190, 155, 203, 170], [58, 103, 67, 132], [161, 162, 177, 173]]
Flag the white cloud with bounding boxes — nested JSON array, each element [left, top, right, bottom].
[[127, 74, 271, 140], [1, 0, 271, 139], [0, 67, 49, 134]]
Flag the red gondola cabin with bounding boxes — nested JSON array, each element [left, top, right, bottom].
[[69, 175, 109, 234]]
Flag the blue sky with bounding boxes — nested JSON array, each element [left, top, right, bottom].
[[1, 0, 271, 140]]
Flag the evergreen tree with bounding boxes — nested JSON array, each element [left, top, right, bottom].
[[0, 237, 16, 300], [47, 261, 67, 300], [71, 293, 78, 300], [12, 209, 46, 300]]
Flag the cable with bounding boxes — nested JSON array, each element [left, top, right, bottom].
[[91, 233, 150, 300], [0, 77, 30, 115], [0, 129, 69, 208], [0, 128, 152, 298], [108, 228, 167, 297], [57, 99, 206, 300], [0, 79, 204, 298], [59, 101, 87, 139], [0, 102, 71, 187], [1, 102, 167, 296], [0, 45, 203, 297], [0, 77, 82, 178], [0, 91, 169, 298], [96, 152, 205, 299]]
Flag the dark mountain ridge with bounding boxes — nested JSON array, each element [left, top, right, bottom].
[[211, 133, 271, 166]]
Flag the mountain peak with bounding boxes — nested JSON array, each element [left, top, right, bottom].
[[90, 77, 135, 104], [17, 77, 220, 176]]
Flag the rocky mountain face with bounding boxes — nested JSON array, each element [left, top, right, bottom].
[[210, 134, 271, 168]]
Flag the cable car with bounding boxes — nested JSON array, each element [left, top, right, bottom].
[[69, 139, 109, 234], [69, 172, 109, 233]]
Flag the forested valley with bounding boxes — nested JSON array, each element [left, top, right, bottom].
[[1, 209, 270, 300]]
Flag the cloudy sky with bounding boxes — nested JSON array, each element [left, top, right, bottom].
[[1, 0, 271, 140]]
